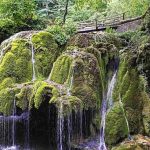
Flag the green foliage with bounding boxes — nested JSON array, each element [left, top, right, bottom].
[[106, 0, 149, 18], [0, 0, 36, 25], [0, 0, 46, 42], [46, 23, 76, 45], [75, 0, 107, 11], [105, 27, 116, 33]]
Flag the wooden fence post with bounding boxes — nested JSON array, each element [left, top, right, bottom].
[[95, 18, 98, 30], [123, 12, 125, 20]]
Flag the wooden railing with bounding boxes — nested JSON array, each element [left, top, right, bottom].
[[77, 12, 127, 30]]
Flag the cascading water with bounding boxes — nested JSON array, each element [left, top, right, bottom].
[[57, 100, 64, 150], [24, 110, 30, 150], [99, 71, 117, 150], [29, 35, 36, 81], [107, 71, 117, 109], [119, 94, 131, 139], [12, 99, 16, 147]]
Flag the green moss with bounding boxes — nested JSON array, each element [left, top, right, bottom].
[[105, 102, 128, 145], [0, 77, 14, 90], [50, 54, 73, 84], [113, 56, 144, 135], [51, 95, 83, 116], [0, 39, 32, 83], [71, 52, 102, 109], [0, 52, 16, 82], [32, 31, 59, 78], [15, 85, 33, 110], [142, 92, 150, 136], [72, 84, 97, 109], [0, 88, 15, 115], [29, 81, 59, 109], [34, 81, 49, 108]]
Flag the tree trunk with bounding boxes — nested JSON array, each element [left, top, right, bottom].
[[63, 0, 69, 24]]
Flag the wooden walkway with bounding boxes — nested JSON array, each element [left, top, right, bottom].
[[77, 11, 147, 33]]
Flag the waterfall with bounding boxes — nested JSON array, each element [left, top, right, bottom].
[[119, 94, 131, 139], [12, 99, 16, 147], [29, 35, 36, 82], [107, 71, 117, 109], [99, 71, 117, 150], [80, 109, 83, 141], [57, 100, 64, 150], [67, 115, 71, 150], [67, 61, 75, 96], [0, 98, 18, 150], [24, 109, 30, 149]]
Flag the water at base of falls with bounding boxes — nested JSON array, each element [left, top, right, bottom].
[[0, 111, 30, 150], [0, 145, 18, 150]]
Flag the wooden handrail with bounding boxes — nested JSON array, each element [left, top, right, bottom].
[[77, 7, 149, 32]]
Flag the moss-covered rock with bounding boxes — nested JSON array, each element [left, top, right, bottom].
[[32, 31, 59, 78], [0, 88, 15, 115], [0, 39, 32, 83], [105, 102, 128, 146], [50, 54, 73, 84], [49, 49, 102, 109], [15, 84, 33, 110], [51, 95, 83, 116], [0, 77, 14, 90]]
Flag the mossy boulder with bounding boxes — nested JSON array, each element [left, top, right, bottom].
[[49, 49, 102, 109], [0, 39, 32, 83], [69, 33, 95, 48]]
